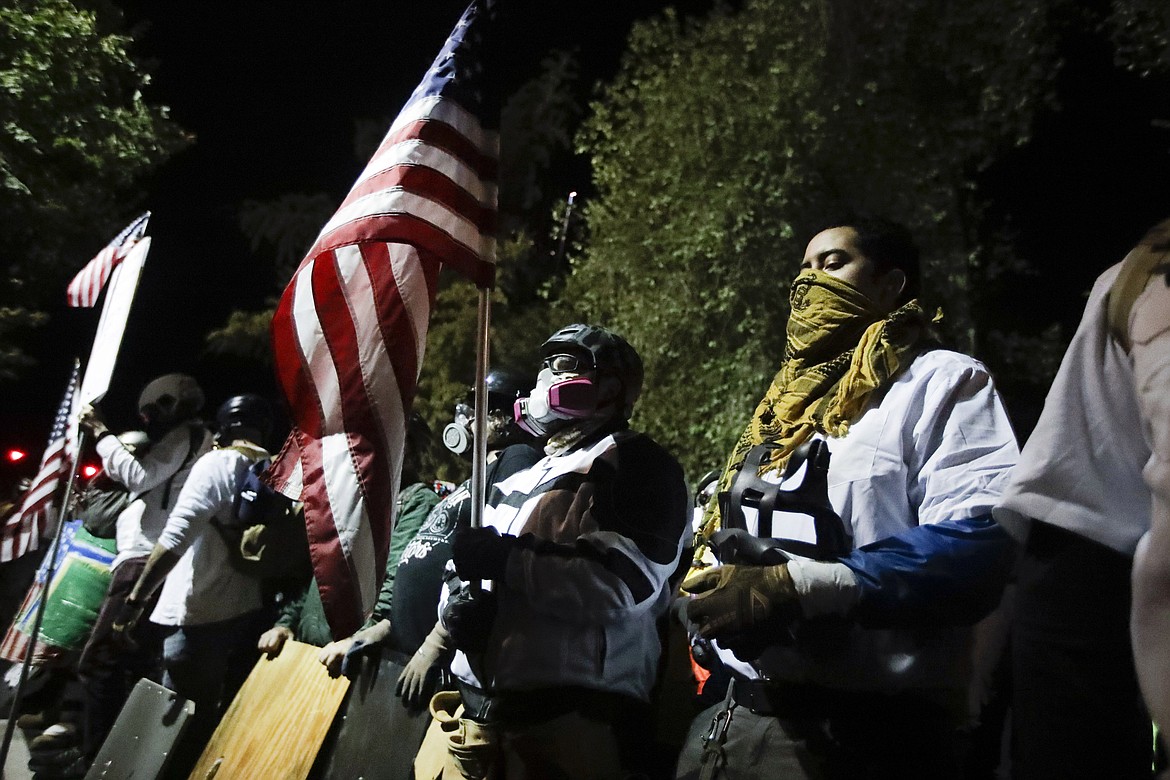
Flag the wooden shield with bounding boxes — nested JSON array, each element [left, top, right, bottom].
[[187, 640, 350, 780]]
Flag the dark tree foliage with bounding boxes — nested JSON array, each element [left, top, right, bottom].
[[0, 0, 186, 378], [562, 0, 1170, 478], [213, 0, 1170, 482]]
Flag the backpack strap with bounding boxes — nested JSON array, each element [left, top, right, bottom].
[[210, 446, 262, 569], [160, 422, 207, 509], [1107, 217, 1170, 352], [220, 444, 284, 528]]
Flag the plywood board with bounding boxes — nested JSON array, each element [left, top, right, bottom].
[[187, 640, 350, 780]]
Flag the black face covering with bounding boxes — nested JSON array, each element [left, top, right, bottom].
[[140, 401, 177, 441], [484, 411, 528, 451]]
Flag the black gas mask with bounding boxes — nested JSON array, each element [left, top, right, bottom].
[[139, 397, 179, 440]]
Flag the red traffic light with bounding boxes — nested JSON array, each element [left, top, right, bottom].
[[6, 449, 27, 463], [81, 464, 100, 479]]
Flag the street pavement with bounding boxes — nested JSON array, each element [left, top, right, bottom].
[[0, 721, 34, 780]]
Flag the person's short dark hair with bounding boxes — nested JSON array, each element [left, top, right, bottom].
[[816, 213, 921, 304], [406, 412, 432, 457], [401, 411, 433, 486]]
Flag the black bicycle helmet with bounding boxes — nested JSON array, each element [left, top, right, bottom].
[[540, 324, 644, 417], [215, 394, 273, 443]]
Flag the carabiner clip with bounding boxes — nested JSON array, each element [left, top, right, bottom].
[[702, 680, 737, 749]]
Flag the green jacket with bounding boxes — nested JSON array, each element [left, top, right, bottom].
[[275, 578, 333, 647], [275, 482, 441, 642], [371, 482, 442, 624]]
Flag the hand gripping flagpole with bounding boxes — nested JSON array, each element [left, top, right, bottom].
[[0, 376, 85, 776]]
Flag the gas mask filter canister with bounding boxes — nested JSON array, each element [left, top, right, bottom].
[[442, 403, 474, 455]]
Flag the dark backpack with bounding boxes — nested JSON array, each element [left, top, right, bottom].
[[232, 457, 293, 527], [79, 484, 133, 539], [216, 453, 310, 584]]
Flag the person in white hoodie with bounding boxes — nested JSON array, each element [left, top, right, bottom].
[[995, 218, 1170, 779], [75, 373, 210, 763], [122, 394, 275, 767]]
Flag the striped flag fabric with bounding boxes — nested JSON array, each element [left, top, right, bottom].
[[0, 521, 89, 664], [0, 578, 40, 663], [1, 362, 80, 562], [66, 212, 151, 308], [267, 0, 498, 637]]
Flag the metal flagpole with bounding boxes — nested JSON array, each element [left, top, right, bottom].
[[467, 288, 491, 600], [0, 426, 88, 775], [469, 288, 491, 533], [552, 191, 577, 269]]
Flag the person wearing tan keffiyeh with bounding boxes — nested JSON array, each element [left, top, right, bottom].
[[696, 269, 937, 549], [675, 216, 1019, 780], [696, 222, 937, 552]]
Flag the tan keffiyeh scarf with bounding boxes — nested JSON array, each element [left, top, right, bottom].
[[697, 269, 936, 549]]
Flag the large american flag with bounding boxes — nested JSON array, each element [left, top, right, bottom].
[[1, 362, 80, 563], [268, 0, 498, 637], [66, 212, 151, 308]]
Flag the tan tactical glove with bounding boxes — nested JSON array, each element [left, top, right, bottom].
[[682, 563, 798, 640], [397, 622, 451, 708], [240, 524, 267, 561]]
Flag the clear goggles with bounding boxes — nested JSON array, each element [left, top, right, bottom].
[[542, 353, 593, 375]]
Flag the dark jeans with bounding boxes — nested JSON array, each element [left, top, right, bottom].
[[158, 608, 270, 767], [77, 557, 164, 757], [1012, 521, 1153, 779]]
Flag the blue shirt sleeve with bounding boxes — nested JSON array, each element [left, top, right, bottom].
[[837, 514, 1017, 628]]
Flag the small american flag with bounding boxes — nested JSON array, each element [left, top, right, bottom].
[[1, 361, 80, 562], [66, 212, 151, 308], [267, 0, 498, 637], [0, 580, 40, 662]]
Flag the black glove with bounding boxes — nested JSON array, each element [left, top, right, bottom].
[[452, 526, 516, 581], [109, 597, 144, 650], [441, 583, 498, 654]]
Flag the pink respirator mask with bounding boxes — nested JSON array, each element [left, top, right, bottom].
[[514, 371, 599, 436]]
